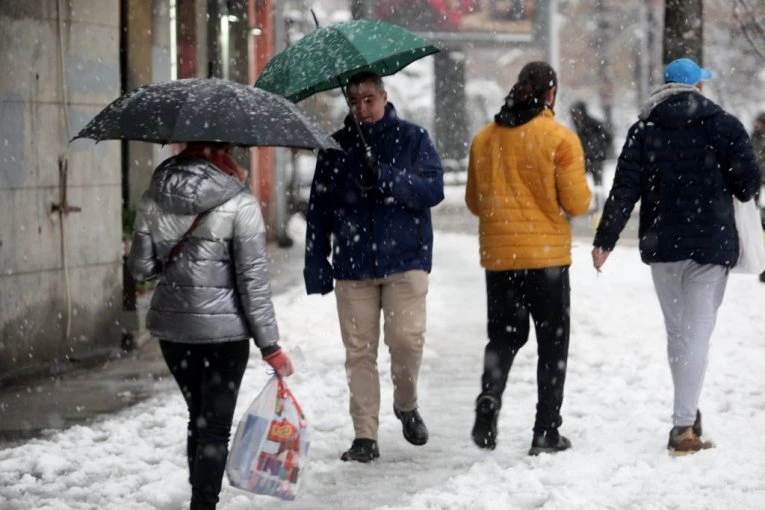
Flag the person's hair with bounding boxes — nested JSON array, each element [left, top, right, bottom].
[[570, 100, 587, 115], [347, 71, 385, 93], [186, 141, 232, 151], [507, 61, 557, 104]]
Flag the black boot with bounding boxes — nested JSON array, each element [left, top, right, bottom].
[[340, 439, 380, 463], [471, 396, 500, 450], [393, 408, 429, 446], [528, 429, 571, 456]]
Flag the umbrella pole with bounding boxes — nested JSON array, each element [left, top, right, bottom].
[[339, 82, 372, 157], [309, 11, 370, 154], [307, 11, 372, 157]]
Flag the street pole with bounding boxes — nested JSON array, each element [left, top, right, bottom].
[[544, 0, 558, 68], [350, 0, 369, 19], [638, 0, 650, 102], [272, 0, 291, 247], [594, 0, 613, 129]]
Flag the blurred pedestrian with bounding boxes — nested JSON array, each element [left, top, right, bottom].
[[303, 71, 445, 463], [570, 100, 612, 208], [749, 112, 765, 282], [128, 142, 294, 509], [592, 58, 760, 456], [751, 113, 765, 191], [466, 61, 592, 455]]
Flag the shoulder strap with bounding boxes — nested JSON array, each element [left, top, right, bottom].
[[167, 212, 206, 264]]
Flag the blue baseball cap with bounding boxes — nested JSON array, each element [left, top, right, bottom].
[[664, 58, 712, 85]]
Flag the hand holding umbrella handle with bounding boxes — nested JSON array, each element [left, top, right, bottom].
[[338, 80, 373, 156]]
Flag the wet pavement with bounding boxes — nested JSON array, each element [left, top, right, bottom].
[[0, 240, 305, 445]]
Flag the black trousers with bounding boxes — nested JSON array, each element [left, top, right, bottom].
[[587, 158, 604, 187], [160, 339, 250, 510], [479, 267, 571, 433]]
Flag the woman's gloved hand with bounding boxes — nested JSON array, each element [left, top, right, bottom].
[[264, 348, 294, 377]]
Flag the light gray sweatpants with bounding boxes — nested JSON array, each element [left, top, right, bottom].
[[650, 261, 728, 428]]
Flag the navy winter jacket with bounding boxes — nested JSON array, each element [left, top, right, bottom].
[[594, 86, 761, 267], [304, 103, 445, 294]]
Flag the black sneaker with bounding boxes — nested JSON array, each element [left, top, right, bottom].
[[340, 439, 380, 463], [471, 396, 500, 450], [528, 430, 572, 456], [393, 408, 429, 446]]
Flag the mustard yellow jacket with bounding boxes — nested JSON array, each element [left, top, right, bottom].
[[465, 109, 592, 270]]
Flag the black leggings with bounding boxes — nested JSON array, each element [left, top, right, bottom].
[[160, 339, 250, 510], [479, 267, 571, 433]]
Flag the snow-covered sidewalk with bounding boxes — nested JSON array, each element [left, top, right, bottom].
[[2, 222, 765, 510]]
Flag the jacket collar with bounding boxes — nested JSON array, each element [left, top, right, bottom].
[[495, 105, 554, 127], [343, 102, 399, 137], [638, 83, 699, 120], [495, 100, 553, 127]]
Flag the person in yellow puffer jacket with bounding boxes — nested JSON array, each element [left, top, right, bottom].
[[466, 61, 591, 456]]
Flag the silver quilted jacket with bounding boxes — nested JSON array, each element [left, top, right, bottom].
[[127, 156, 279, 350]]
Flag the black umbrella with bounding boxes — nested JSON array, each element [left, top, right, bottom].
[[72, 78, 340, 151]]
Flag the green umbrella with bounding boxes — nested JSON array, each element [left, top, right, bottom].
[[255, 19, 440, 103]]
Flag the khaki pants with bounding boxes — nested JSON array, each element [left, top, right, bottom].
[[335, 270, 429, 440]]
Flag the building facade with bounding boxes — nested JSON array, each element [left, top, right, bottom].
[[0, 0, 278, 385]]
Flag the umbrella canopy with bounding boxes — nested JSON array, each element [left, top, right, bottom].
[[72, 78, 340, 151], [254, 19, 439, 103]]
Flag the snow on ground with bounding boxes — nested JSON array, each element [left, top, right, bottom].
[[2, 194, 765, 509]]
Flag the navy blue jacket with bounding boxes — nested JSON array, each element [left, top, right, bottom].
[[594, 88, 761, 267], [304, 103, 445, 294]]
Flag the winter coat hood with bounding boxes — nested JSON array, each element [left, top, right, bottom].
[[150, 156, 245, 215], [638, 83, 722, 126], [494, 99, 550, 127]]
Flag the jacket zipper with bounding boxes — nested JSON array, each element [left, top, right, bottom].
[[368, 199, 378, 278]]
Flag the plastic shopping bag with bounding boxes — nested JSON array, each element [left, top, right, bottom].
[[226, 375, 310, 501], [732, 198, 765, 274]]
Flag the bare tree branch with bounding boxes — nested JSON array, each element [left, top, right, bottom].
[[735, 0, 765, 61], [738, 0, 765, 39]]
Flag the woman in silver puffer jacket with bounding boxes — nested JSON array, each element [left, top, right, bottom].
[[128, 142, 293, 510]]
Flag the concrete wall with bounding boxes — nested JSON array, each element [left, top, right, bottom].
[[0, 0, 123, 384]]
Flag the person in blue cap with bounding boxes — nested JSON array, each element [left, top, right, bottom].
[[591, 57, 761, 455], [663, 57, 713, 85]]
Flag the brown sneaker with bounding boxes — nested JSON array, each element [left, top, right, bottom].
[[667, 426, 714, 456]]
